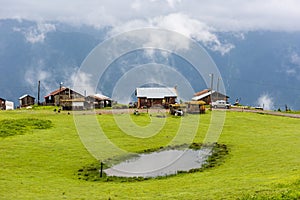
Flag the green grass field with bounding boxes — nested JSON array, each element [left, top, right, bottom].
[[0, 109, 299, 199]]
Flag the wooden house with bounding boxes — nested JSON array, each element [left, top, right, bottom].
[[0, 97, 6, 110], [19, 94, 35, 107], [135, 87, 177, 108], [192, 89, 229, 105], [44, 87, 85, 110], [85, 94, 112, 109]]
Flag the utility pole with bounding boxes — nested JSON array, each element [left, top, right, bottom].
[[216, 77, 220, 101], [37, 80, 40, 105], [209, 73, 214, 109]]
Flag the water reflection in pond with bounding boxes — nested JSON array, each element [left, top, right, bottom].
[[104, 147, 212, 178]]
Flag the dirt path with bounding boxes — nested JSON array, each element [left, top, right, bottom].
[[228, 108, 300, 119], [73, 107, 300, 119]]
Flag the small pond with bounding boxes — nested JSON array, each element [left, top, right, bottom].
[[104, 147, 212, 178]]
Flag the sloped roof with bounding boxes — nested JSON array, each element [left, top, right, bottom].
[[19, 94, 35, 100], [93, 94, 111, 100], [192, 90, 215, 101], [194, 89, 210, 97], [192, 90, 229, 101], [44, 87, 67, 98], [44, 87, 84, 98], [136, 87, 177, 99]]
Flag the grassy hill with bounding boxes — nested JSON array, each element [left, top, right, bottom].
[[0, 109, 299, 199]]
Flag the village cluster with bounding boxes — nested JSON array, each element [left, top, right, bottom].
[[0, 86, 230, 114]]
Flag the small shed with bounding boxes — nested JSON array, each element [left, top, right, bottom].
[[169, 101, 206, 115], [19, 94, 35, 107], [0, 97, 6, 110], [135, 87, 177, 108], [186, 101, 206, 114], [5, 101, 14, 110]]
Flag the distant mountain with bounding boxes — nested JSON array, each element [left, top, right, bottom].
[[0, 19, 299, 110], [211, 31, 300, 110]]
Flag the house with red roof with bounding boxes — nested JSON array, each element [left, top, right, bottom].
[[44, 87, 85, 110]]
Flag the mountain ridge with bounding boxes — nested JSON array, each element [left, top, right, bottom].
[[0, 19, 299, 110]]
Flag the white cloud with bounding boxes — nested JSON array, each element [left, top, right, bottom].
[[289, 52, 300, 79], [1, 0, 300, 31], [24, 60, 54, 94], [290, 52, 300, 66], [24, 60, 85, 97], [165, 0, 181, 9], [285, 68, 297, 76], [109, 13, 234, 55], [282, 51, 300, 79], [257, 93, 274, 110], [24, 23, 56, 44], [71, 71, 95, 96], [13, 22, 56, 43]]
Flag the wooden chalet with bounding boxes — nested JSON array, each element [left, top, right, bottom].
[[44, 87, 85, 110], [135, 87, 177, 108], [85, 94, 112, 109], [19, 94, 35, 107], [192, 89, 229, 104]]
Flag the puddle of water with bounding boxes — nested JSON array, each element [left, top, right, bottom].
[[104, 147, 212, 178]]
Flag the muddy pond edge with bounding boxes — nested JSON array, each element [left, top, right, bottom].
[[76, 142, 229, 182]]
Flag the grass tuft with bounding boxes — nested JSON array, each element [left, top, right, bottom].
[[0, 118, 52, 137]]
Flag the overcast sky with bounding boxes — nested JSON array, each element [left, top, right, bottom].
[[1, 0, 300, 32]]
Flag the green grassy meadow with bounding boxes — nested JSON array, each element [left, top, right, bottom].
[[0, 109, 299, 199]]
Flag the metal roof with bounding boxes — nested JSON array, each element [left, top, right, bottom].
[[136, 87, 177, 99], [87, 94, 111, 101], [192, 90, 215, 101], [194, 89, 210, 97], [93, 94, 111, 100], [192, 90, 229, 101]]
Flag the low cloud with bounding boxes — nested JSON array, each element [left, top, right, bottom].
[[282, 51, 300, 79], [24, 60, 54, 95], [110, 13, 234, 55], [257, 93, 274, 110], [70, 71, 95, 96], [24, 60, 88, 98], [22, 23, 56, 44], [2, 1, 300, 31], [290, 52, 300, 66]]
